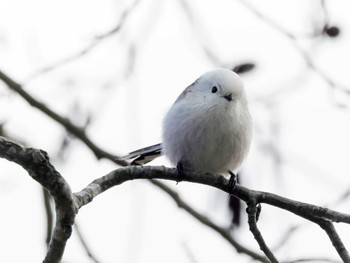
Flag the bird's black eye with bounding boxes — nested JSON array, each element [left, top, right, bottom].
[[211, 86, 218, 93]]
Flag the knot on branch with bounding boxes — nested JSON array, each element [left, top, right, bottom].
[[62, 224, 73, 239]]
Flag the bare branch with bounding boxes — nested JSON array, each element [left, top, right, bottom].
[[238, 0, 350, 97], [149, 180, 269, 263], [319, 221, 350, 263], [282, 258, 341, 263], [0, 136, 76, 263], [0, 69, 128, 165], [74, 165, 350, 261], [74, 222, 101, 263], [246, 203, 278, 262], [42, 188, 54, 246]]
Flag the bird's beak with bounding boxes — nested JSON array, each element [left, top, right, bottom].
[[223, 93, 233, 101]]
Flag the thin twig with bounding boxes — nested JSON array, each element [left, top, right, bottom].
[[319, 221, 350, 263], [74, 222, 101, 263], [274, 185, 350, 252], [246, 202, 278, 262], [42, 188, 54, 246], [0, 70, 127, 165], [238, 0, 350, 97], [26, 0, 140, 82], [282, 258, 340, 263], [150, 180, 269, 262]]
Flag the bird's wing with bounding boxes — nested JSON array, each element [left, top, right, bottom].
[[118, 143, 163, 165]]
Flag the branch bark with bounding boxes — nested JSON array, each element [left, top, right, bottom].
[[0, 137, 77, 263], [246, 203, 278, 262], [74, 165, 350, 262]]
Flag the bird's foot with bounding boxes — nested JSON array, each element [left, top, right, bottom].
[[176, 162, 185, 184], [228, 171, 237, 194]]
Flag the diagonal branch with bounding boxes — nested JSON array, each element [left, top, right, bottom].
[[74, 222, 101, 263], [149, 180, 269, 262], [319, 221, 350, 263], [42, 188, 54, 246], [246, 202, 278, 262], [0, 69, 127, 165], [238, 0, 350, 97]]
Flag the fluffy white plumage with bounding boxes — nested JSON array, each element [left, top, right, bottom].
[[162, 68, 252, 174], [121, 68, 252, 175]]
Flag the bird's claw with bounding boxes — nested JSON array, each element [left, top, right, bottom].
[[176, 162, 185, 184], [228, 171, 237, 194]]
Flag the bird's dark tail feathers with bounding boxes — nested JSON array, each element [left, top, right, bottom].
[[117, 143, 163, 165]]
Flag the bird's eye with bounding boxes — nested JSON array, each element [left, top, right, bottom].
[[211, 86, 218, 93]]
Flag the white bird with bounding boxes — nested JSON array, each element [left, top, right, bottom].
[[120, 68, 252, 185]]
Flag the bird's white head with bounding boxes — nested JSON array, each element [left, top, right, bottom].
[[177, 68, 246, 106]]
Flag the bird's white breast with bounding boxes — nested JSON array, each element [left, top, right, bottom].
[[162, 96, 252, 174]]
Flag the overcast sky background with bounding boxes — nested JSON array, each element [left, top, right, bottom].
[[1, 0, 350, 262]]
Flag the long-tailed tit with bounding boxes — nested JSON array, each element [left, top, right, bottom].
[[120, 68, 252, 186]]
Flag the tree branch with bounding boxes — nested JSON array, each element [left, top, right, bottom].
[[0, 136, 77, 263], [74, 222, 101, 263], [42, 187, 54, 246], [246, 203, 278, 262], [319, 221, 350, 262], [238, 0, 350, 97], [74, 165, 350, 262], [0, 69, 127, 165], [2, 135, 350, 262]]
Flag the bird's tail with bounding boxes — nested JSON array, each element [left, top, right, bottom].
[[117, 143, 163, 165]]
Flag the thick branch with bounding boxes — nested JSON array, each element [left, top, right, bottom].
[[0, 136, 76, 263], [74, 165, 350, 262], [73, 165, 350, 225]]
